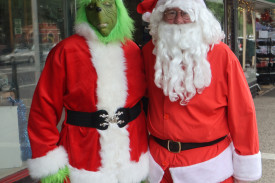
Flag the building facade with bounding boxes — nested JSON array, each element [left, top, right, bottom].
[[0, 0, 274, 181]]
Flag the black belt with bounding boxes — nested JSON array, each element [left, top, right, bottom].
[[66, 102, 141, 130], [153, 135, 227, 153]]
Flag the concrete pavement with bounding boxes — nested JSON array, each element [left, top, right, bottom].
[[254, 85, 275, 183]]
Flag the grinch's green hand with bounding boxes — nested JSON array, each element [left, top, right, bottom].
[[41, 166, 70, 183]]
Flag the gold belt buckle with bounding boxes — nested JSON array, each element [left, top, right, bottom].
[[167, 140, 181, 153]]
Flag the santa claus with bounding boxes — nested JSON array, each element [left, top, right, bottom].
[[138, 0, 262, 182], [27, 0, 149, 183]]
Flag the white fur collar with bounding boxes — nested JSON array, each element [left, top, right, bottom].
[[75, 23, 101, 43]]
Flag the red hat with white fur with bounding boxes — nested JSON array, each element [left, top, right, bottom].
[[137, 0, 206, 22]]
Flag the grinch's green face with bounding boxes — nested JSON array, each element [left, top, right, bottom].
[[85, 0, 117, 37]]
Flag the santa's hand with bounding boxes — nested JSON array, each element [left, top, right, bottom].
[[40, 166, 69, 183]]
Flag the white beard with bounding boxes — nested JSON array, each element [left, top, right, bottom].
[[153, 22, 212, 105]]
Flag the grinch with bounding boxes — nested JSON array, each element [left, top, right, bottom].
[[27, 0, 149, 182]]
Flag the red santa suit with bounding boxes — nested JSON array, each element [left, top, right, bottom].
[[142, 40, 262, 183], [27, 23, 149, 183]]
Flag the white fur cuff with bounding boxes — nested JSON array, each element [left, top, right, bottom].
[[27, 146, 68, 179], [233, 150, 262, 181]]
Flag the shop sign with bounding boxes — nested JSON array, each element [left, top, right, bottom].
[[259, 30, 269, 38], [14, 19, 22, 35]]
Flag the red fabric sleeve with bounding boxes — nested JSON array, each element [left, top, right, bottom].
[[227, 51, 259, 156], [28, 44, 66, 158]]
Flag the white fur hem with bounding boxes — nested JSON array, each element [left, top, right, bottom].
[[69, 152, 149, 183], [117, 152, 149, 183], [27, 146, 68, 179], [233, 150, 262, 181], [169, 143, 234, 183], [148, 153, 164, 183]]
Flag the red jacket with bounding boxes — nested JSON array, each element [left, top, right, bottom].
[[143, 40, 261, 183], [27, 23, 149, 183]]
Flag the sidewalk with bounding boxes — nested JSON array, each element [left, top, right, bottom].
[[257, 84, 275, 96], [254, 85, 275, 183]]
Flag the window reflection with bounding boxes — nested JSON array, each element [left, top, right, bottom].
[[0, 0, 75, 180], [255, 8, 275, 84], [237, 1, 257, 86], [205, 0, 224, 30]]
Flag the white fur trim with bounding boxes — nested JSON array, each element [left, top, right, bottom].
[[197, 0, 206, 7], [148, 153, 165, 183], [155, 0, 206, 10], [169, 143, 234, 183], [69, 152, 149, 183], [97, 123, 149, 183], [87, 33, 127, 115], [233, 150, 262, 181], [117, 151, 149, 183], [75, 23, 100, 42], [142, 12, 152, 22], [76, 23, 127, 114], [69, 165, 115, 183], [27, 146, 68, 179]]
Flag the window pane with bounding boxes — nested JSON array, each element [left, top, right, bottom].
[[0, 0, 76, 180], [255, 8, 275, 84], [237, 1, 257, 85], [205, 0, 225, 31]]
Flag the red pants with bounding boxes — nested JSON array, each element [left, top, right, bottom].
[[160, 168, 234, 183]]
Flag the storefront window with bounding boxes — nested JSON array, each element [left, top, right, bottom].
[[0, 0, 75, 180], [238, 0, 257, 84], [255, 7, 275, 84]]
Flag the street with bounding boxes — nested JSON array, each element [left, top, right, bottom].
[[0, 62, 38, 102], [254, 86, 275, 183]]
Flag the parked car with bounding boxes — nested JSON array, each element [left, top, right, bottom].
[[0, 46, 35, 64], [41, 43, 55, 62]]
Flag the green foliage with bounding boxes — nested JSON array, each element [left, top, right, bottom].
[[205, 1, 224, 26], [266, 0, 275, 3]]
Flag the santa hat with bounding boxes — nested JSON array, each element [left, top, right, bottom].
[[137, 0, 206, 22]]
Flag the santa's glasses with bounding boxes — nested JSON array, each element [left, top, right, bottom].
[[163, 9, 191, 21]]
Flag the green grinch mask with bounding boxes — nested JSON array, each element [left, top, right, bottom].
[[85, 0, 117, 37], [76, 0, 134, 44]]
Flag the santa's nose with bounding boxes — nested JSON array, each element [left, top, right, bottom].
[[174, 14, 185, 24]]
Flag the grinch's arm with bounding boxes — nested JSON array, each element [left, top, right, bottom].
[[27, 44, 68, 179], [40, 166, 69, 183]]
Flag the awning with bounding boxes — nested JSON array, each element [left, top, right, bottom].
[[254, 0, 275, 10]]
